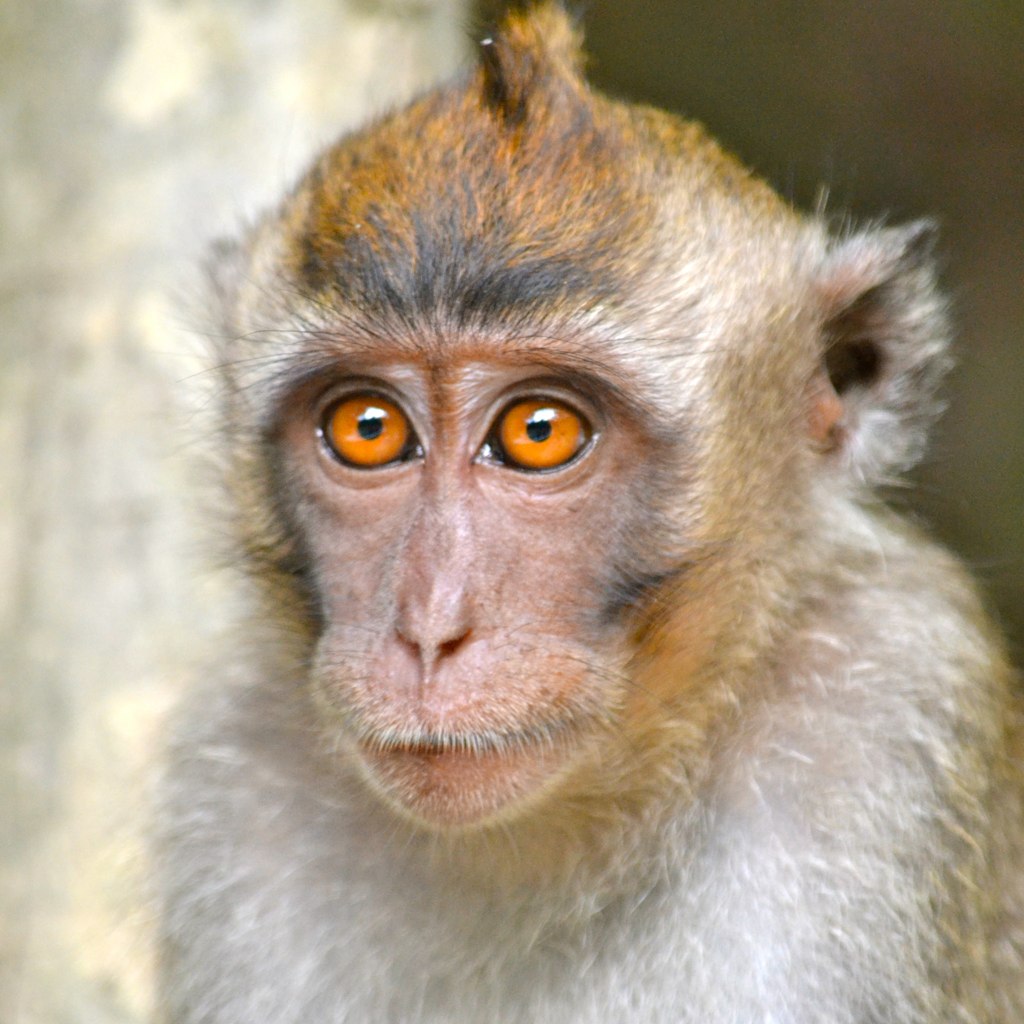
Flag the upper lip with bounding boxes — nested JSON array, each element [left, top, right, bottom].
[[353, 717, 580, 757]]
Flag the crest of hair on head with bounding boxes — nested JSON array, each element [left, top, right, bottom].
[[478, 2, 586, 125]]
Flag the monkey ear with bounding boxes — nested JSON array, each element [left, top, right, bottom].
[[811, 220, 952, 481]]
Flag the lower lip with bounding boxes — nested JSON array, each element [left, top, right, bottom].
[[355, 734, 574, 829]]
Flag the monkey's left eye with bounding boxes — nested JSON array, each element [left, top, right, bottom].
[[321, 394, 416, 468], [491, 398, 591, 472]]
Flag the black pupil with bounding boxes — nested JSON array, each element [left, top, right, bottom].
[[357, 409, 385, 441], [526, 413, 553, 443]]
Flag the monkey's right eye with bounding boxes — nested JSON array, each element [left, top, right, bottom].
[[321, 394, 415, 468]]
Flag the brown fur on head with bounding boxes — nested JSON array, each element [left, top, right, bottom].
[[208, 1, 950, 831], [240, 1, 794, 335]]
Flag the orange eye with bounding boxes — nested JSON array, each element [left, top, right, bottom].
[[497, 398, 590, 471], [322, 394, 412, 468]]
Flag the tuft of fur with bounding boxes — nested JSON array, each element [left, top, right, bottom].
[[479, 2, 585, 125]]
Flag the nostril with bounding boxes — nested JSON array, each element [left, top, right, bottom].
[[437, 628, 472, 660], [394, 629, 420, 657], [394, 625, 472, 667]]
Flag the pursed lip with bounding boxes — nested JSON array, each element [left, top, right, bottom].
[[351, 716, 577, 757], [347, 716, 588, 828]]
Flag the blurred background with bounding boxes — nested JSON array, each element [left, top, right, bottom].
[[2, 1, 1020, 1020]]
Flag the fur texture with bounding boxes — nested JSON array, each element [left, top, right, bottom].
[[159, 4, 1023, 1022]]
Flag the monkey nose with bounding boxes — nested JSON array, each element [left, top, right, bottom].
[[394, 583, 474, 671], [394, 623, 473, 677], [393, 545, 475, 674]]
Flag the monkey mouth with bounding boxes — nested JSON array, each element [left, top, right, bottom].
[[348, 718, 586, 829]]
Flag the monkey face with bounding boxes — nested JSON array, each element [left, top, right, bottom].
[[212, 4, 849, 833], [271, 341, 681, 830]]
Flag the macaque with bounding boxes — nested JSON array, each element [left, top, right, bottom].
[[157, 4, 1023, 1022]]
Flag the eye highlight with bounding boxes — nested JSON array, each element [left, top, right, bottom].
[[322, 394, 413, 468], [496, 398, 590, 471]]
